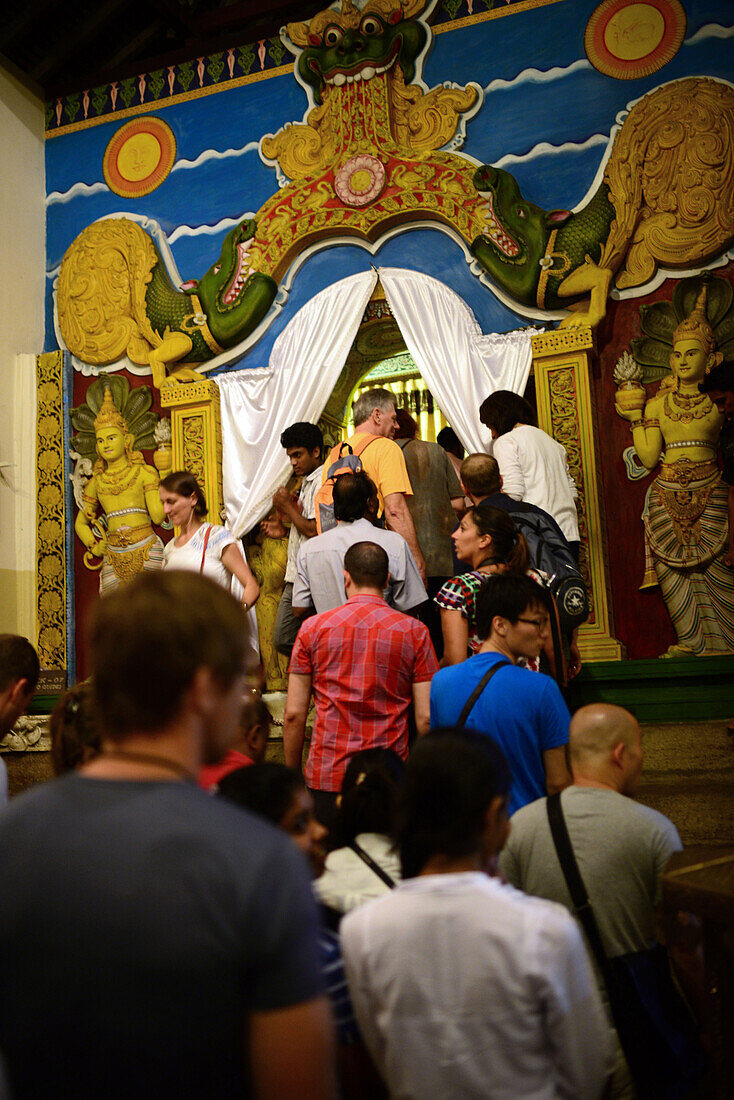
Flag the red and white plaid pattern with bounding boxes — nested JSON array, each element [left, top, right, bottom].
[[289, 595, 438, 792]]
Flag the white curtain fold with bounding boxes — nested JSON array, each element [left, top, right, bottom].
[[378, 267, 541, 454], [219, 270, 378, 537]]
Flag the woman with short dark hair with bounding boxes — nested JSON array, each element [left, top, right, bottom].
[[479, 390, 580, 555], [315, 749, 404, 915], [341, 728, 612, 1099]]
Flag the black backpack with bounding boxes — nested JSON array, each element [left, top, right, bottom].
[[511, 511, 589, 633]]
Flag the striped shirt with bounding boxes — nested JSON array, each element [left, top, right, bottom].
[[289, 595, 438, 792]]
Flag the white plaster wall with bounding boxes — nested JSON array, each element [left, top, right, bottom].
[[0, 63, 45, 636]]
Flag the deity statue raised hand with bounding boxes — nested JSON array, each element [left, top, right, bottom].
[[615, 285, 734, 656], [75, 387, 169, 593]]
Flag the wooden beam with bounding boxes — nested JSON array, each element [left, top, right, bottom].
[[194, 0, 323, 35], [31, 0, 138, 83], [0, 0, 60, 52]]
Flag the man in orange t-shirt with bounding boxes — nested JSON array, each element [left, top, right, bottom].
[[324, 387, 425, 581]]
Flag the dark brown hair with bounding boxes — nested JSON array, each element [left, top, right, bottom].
[[394, 407, 418, 439], [469, 505, 529, 573], [0, 634, 40, 694], [479, 390, 535, 437], [49, 680, 102, 774], [159, 470, 207, 517], [398, 729, 510, 878], [344, 541, 389, 589], [88, 571, 248, 740]]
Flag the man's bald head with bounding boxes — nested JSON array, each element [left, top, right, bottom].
[[461, 453, 501, 500], [569, 704, 642, 794]]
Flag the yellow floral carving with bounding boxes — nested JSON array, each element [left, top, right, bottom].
[[39, 485, 62, 509], [36, 351, 66, 671], [406, 84, 478, 153], [39, 626, 63, 652], [39, 554, 62, 580], [39, 518, 62, 545], [37, 414, 58, 439], [600, 78, 734, 289], [40, 591, 63, 615], [57, 218, 161, 365]]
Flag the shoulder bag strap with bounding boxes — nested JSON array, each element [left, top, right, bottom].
[[349, 840, 396, 888], [456, 660, 511, 728], [199, 524, 212, 573], [546, 792, 609, 970]]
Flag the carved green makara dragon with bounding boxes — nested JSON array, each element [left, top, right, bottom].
[[470, 78, 734, 328], [57, 217, 276, 387]]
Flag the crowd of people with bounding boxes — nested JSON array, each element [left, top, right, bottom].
[[0, 384, 713, 1097]]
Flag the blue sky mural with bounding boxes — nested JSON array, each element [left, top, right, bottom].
[[45, 0, 734, 373]]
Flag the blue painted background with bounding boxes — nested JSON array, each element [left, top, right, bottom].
[[44, 0, 734, 372]]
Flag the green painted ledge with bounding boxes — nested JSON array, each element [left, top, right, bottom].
[[568, 655, 734, 723], [25, 657, 734, 725]]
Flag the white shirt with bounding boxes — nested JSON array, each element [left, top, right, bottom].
[[493, 424, 580, 541], [285, 465, 323, 584], [314, 833, 401, 914], [163, 523, 237, 589], [341, 872, 613, 1100]]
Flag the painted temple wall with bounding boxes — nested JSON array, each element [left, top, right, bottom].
[[0, 63, 45, 636], [36, 0, 734, 664]]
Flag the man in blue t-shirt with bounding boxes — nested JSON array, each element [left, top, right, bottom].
[[430, 574, 571, 814]]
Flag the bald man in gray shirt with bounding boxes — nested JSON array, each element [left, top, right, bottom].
[[500, 703, 682, 1098]]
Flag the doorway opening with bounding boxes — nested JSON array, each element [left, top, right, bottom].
[[317, 280, 536, 453]]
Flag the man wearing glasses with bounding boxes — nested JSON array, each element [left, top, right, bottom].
[[429, 573, 571, 814]]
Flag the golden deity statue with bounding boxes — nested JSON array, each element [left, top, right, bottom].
[[615, 286, 734, 656], [246, 531, 289, 692], [75, 388, 169, 592]]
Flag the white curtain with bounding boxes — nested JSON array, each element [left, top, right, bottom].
[[378, 267, 541, 454], [219, 270, 377, 537]]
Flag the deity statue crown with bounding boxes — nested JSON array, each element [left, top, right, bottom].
[[673, 285, 716, 354], [94, 387, 129, 435]]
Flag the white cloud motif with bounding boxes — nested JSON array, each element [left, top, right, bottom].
[[684, 22, 734, 46], [484, 59, 591, 95], [494, 133, 608, 169], [171, 141, 260, 172], [167, 212, 257, 244], [46, 180, 109, 206]]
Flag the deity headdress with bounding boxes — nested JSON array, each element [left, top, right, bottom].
[[94, 386, 130, 435], [672, 285, 717, 356]]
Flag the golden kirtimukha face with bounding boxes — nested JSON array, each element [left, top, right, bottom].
[[669, 338, 712, 385], [95, 426, 127, 463]]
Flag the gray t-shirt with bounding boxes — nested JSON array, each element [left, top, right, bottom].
[[0, 774, 323, 1098], [500, 785, 682, 959]]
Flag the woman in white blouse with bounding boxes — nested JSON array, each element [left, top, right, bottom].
[[315, 748, 404, 918], [479, 390, 580, 559], [159, 471, 260, 610]]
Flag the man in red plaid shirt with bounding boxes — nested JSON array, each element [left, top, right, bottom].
[[284, 541, 438, 826]]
